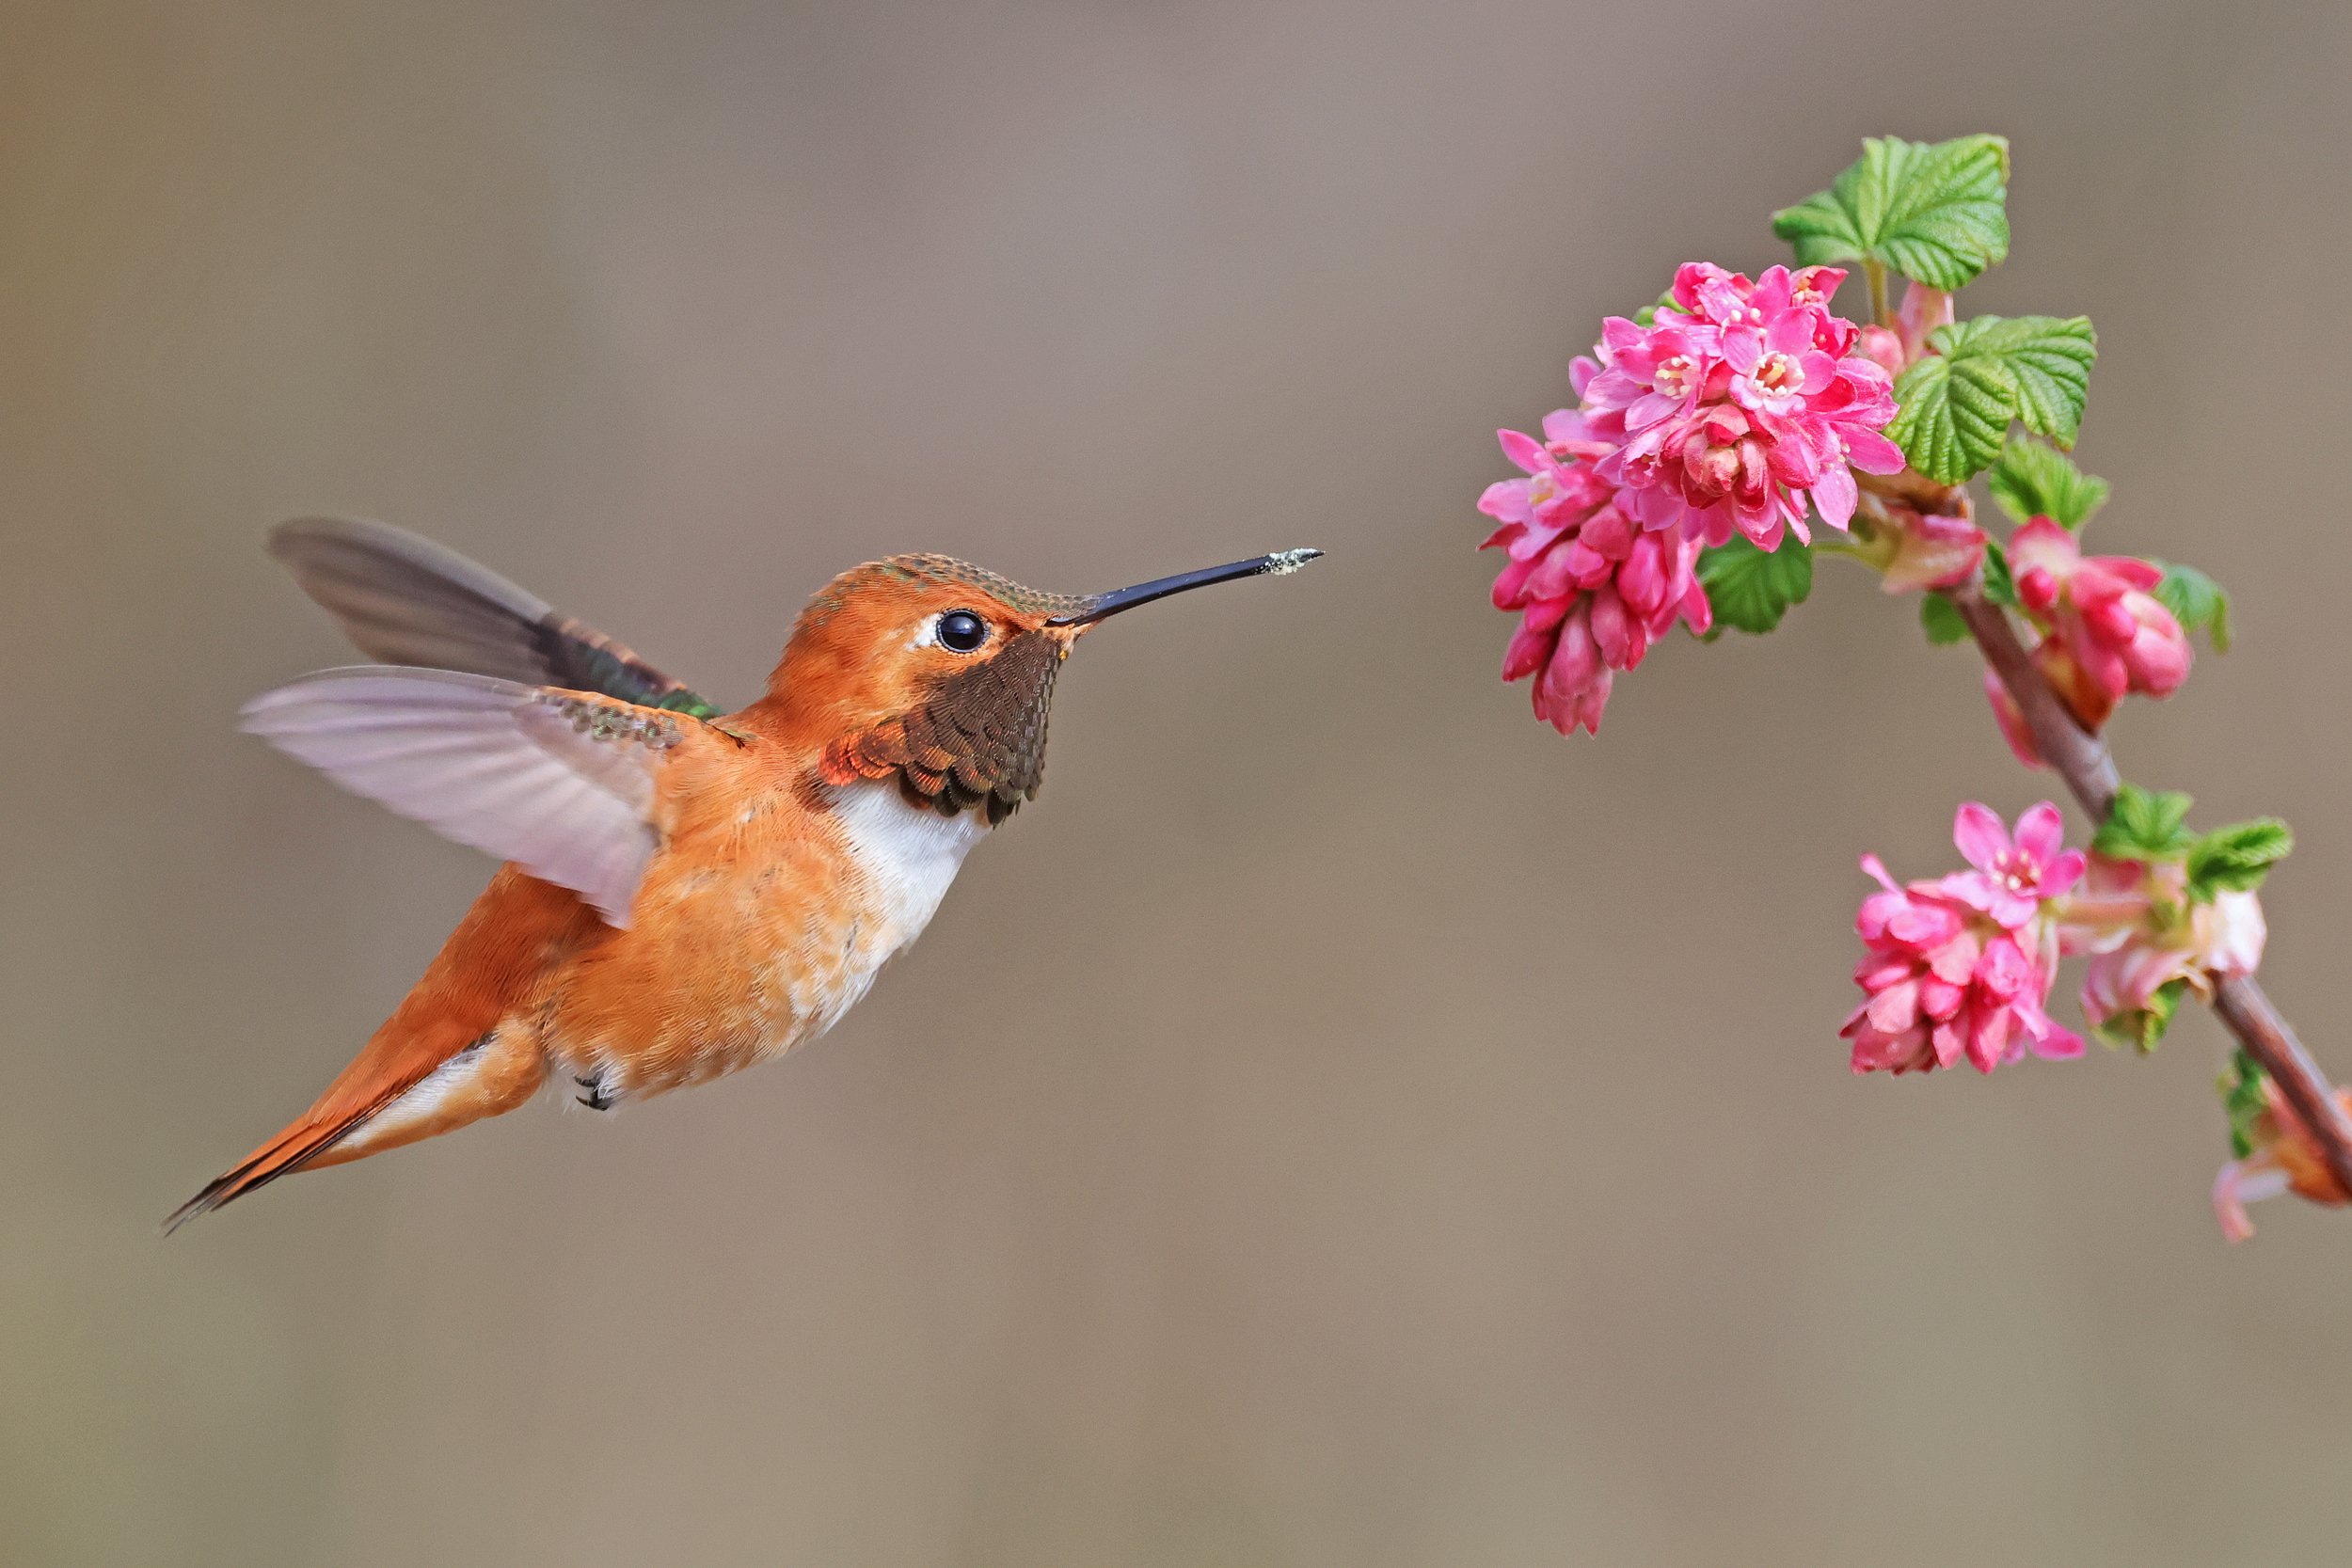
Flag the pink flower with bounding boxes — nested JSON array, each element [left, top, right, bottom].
[[1576, 263, 1904, 552], [2007, 518, 2192, 731], [1477, 410, 1614, 549], [1481, 418, 1710, 736], [1873, 504, 1986, 594], [1938, 800, 2086, 929], [1842, 801, 2086, 1075], [2062, 855, 2266, 1042], [2214, 1077, 2352, 1243]]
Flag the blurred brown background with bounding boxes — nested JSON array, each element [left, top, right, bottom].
[[7, 1, 2352, 1563]]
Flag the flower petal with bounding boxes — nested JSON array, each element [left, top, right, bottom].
[[2011, 801, 2064, 867], [1808, 464, 1856, 532], [2029, 1022, 2085, 1061], [1498, 429, 1548, 475], [1952, 802, 2010, 874], [1839, 427, 1907, 475]]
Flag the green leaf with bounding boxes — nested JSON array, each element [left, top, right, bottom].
[[1770, 135, 2012, 291], [1885, 352, 2015, 483], [1932, 315, 2098, 447], [2185, 818, 2292, 901], [1885, 316, 2099, 483], [2149, 561, 2233, 653], [2221, 1050, 2269, 1159], [1696, 537, 1814, 635], [1919, 592, 1969, 645], [1988, 435, 2111, 529], [1980, 538, 2017, 606], [2091, 782, 2198, 862], [2093, 976, 2190, 1054]]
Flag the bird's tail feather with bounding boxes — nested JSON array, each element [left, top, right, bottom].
[[166, 1014, 542, 1233]]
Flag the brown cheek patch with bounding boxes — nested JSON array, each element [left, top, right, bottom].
[[818, 630, 1062, 826]]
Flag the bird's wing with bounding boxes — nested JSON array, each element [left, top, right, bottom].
[[267, 517, 723, 719], [241, 666, 701, 927]]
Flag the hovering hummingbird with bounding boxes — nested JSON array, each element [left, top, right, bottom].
[[169, 520, 1321, 1228]]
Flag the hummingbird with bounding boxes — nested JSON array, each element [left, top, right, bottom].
[[168, 519, 1321, 1228]]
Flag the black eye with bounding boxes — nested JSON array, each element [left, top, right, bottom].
[[937, 610, 989, 653]]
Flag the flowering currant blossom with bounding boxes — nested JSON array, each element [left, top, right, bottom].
[[2060, 854, 2266, 1043], [2213, 1077, 2352, 1243], [1870, 503, 1985, 594], [1575, 263, 1905, 551], [1842, 802, 2086, 1075], [1947, 800, 2088, 927], [1480, 412, 1710, 734], [2006, 518, 2192, 731]]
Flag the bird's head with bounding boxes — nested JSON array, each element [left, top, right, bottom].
[[759, 549, 1321, 822]]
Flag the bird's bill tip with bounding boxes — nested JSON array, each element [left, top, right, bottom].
[[1047, 547, 1327, 627]]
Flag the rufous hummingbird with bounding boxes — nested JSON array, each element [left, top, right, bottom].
[[168, 520, 1321, 1228]]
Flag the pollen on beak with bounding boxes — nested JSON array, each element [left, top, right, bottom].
[[1046, 548, 1325, 628]]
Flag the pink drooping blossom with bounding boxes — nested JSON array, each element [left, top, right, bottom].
[[1575, 263, 1904, 551], [2214, 1077, 2352, 1243], [2059, 854, 2266, 1043], [1480, 414, 1710, 735], [1843, 802, 2086, 1075], [2006, 518, 2192, 731]]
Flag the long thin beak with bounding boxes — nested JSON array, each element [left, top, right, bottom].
[[1046, 548, 1325, 628]]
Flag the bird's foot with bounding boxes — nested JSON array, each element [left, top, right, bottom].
[[574, 1072, 616, 1112]]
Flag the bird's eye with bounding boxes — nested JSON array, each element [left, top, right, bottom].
[[936, 610, 989, 653]]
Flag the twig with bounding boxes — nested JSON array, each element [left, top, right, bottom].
[[1948, 576, 2119, 815], [1947, 572, 2352, 1196]]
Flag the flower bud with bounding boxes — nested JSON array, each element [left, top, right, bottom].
[[1875, 505, 1986, 594], [2063, 855, 2266, 1048], [2004, 519, 2193, 731], [2214, 1074, 2352, 1243]]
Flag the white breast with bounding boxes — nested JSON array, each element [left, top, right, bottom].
[[825, 779, 990, 958]]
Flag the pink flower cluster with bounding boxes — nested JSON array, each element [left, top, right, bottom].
[[1847, 801, 2285, 1161], [1579, 263, 1904, 551], [1479, 263, 1901, 732], [1480, 412, 1710, 734], [1987, 520, 2192, 764], [1844, 803, 2087, 1074]]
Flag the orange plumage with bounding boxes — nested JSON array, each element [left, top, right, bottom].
[[170, 525, 1319, 1227]]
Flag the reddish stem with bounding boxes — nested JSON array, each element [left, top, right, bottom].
[[1947, 572, 2352, 1197]]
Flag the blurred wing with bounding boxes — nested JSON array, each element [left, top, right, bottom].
[[268, 517, 722, 718], [241, 667, 695, 927]]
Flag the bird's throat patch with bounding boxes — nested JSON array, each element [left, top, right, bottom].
[[818, 630, 1061, 824]]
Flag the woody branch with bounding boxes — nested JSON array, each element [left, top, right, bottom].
[[1918, 495, 2352, 1195]]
